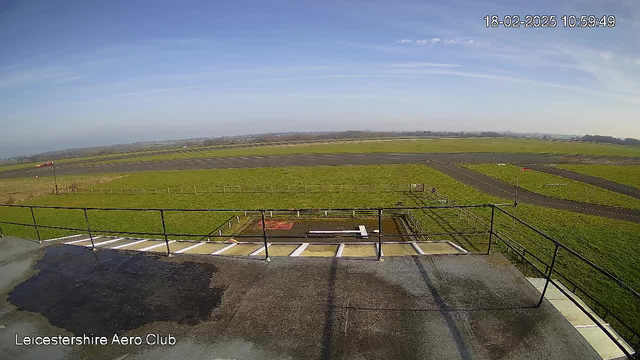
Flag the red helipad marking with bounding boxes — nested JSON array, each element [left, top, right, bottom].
[[258, 220, 295, 230]]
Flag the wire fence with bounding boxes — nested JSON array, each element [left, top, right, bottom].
[[56, 183, 426, 195]]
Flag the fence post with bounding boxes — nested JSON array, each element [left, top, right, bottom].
[[83, 209, 95, 250], [29, 206, 42, 243], [377, 209, 383, 261], [261, 210, 270, 262], [537, 243, 560, 307], [0, 221, 4, 237], [487, 206, 495, 255], [160, 209, 172, 257]]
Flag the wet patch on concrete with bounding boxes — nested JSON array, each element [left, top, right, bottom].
[[8, 245, 224, 336]]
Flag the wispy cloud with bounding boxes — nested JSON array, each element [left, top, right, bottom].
[[384, 62, 462, 68], [396, 37, 486, 46]]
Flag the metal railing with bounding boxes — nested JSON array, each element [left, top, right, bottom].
[[0, 202, 637, 358]]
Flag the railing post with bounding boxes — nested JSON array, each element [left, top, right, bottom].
[[377, 209, 383, 261], [30, 206, 41, 243], [261, 210, 270, 262], [160, 209, 172, 257], [537, 243, 559, 307], [83, 209, 95, 250], [487, 205, 495, 255]]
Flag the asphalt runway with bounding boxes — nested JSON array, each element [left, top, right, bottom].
[[3, 152, 640, 179], [430, 163, 640, 223]]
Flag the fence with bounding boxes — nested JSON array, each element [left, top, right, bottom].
[[0, 203, 637, 358], [55, 183, 426, 196]]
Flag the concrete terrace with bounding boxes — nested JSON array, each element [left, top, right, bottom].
[[0, 236, 602, 360]]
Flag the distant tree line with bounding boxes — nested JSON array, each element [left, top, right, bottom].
[[582, 135, 640, 147]]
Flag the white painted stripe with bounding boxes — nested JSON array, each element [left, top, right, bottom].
[[140, 241, 175, 252], [377, 243, 384, 257], [249, 243, 271, 256], [448, 242, 468, 254], [212, 243, 237, 255], [309, 230, 361, 234], [359, 225, 368, 238], [336, 243, 345, 258], [290, 243, 309, 257], [88, 237, 124, 247], [44, 234, 84, 242], [65, 237, 96, 244], [112, 239, 147, 249], [412, 241, 426, 255], [175, 242, 206, 254]]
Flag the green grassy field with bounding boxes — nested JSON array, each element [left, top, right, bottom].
[[558, 164, 640, 189], [89, 138, 640, 165], [464, 163, 640, 210], [0, 164, 638, 339]]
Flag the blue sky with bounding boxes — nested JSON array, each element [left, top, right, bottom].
[[1, 0, 639, 158]]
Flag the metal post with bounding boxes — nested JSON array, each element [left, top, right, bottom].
[[160, 210, 172, 257], [83, 209, 95, 250], [537, 243, 560, 307], [29, 206, 42, 243], [377, 209, 383, 261], [487, 206, 495, 255], [52, 162, 59, 195], [261, 210, 270, 262]]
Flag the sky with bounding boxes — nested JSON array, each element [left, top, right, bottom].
[[1, 0, 639, 158]]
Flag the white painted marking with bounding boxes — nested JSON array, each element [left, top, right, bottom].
[[65, 237, 96, 244], [212, 243, 237, 255], [448, 242, 468, 254], [140, 241, 175, 252], [290, 243, 309, 257], [44, 234, 83, 242], [88, 237, 124, 247], [412, 241, 426, 255], [336, 243, 345, 258], [175, 242, 206, 254], [309, 230, 361, 234], [249, 243, 271, 256], [359, 225, 368, 238], [112, 239, 147, 249]]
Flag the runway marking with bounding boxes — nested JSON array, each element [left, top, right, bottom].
[[44, 234, 84, 242], [88, 237, 125, 247], [249, 243, 271, 256], [175, 242, 206, 253], [336, 243, 345, 257], [140, 241, 175, 252], [111, 239, 147, 249], [411, 241, 426, 255], [290, 243, 309, 257], [65, 237, 96, 244], [212, 243, 237, 255]]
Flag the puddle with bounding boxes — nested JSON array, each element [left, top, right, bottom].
[[8, 245, 224, 336]]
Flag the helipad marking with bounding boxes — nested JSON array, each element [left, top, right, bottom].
[[249, 243, 271, 256], [175, 242, 206, 254], [88, 237, 125, 247], [44, 234, 84, 242], [112, 239, 147, 249], [411, 241, 426, 255], [336, 243, 345, 257], [140, 241, 175, 252], [290, 243, 309, 257], [212, 243, 237, 255], [65, 237, 96, 245]]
